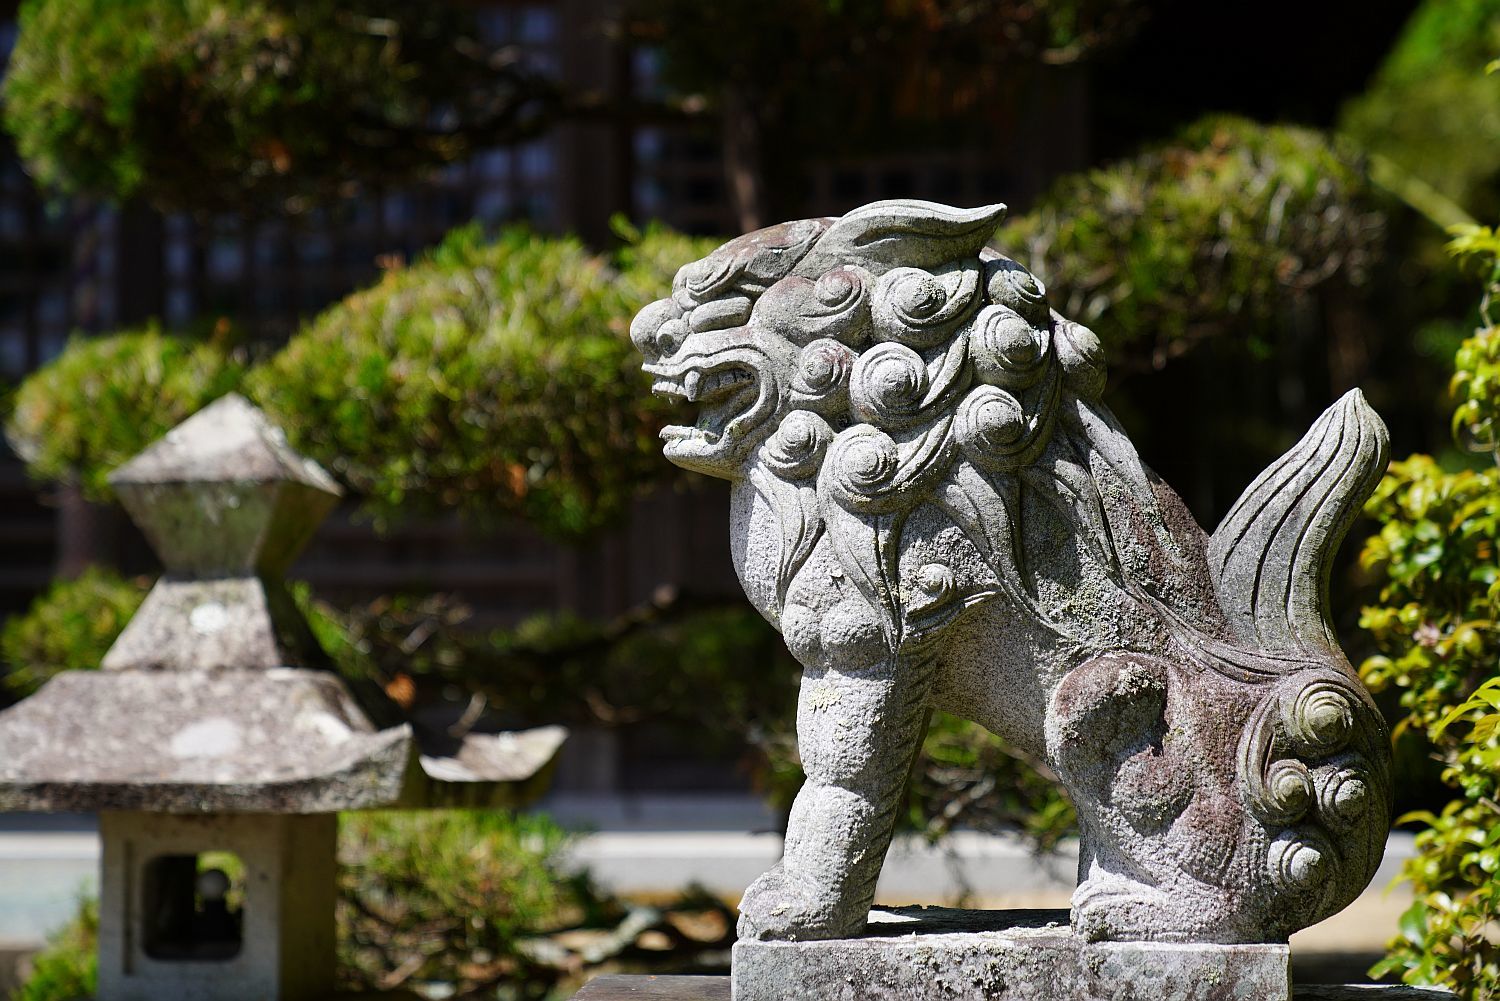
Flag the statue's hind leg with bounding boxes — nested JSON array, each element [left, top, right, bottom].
[[1047, 651, 1392, 943], [1048, 652, 1241, 940], [737, 647, 938, 941]]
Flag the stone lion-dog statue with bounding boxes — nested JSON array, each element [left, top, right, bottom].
[[630, 199, 1392, 945]]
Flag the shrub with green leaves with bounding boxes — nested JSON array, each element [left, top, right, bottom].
[[1360, 222, 1500, 997], [4, 326, 244, 500], [248, 223, 713, 539], [11, 899, 97, 1001], [1339, 0, 1500, 222], [1, 223, 713, 540], [0, 568, 146, 700], [998, 115, 1386, 370], [2, 0, 559, 214], [1360, 456, 1500, 733], [338, 810, 583, 998], [1449, 224, 1500, 451]]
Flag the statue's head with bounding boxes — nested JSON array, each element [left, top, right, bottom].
[[632, 200, 1105, 481]]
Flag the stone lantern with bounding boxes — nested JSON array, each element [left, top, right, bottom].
[[0, 395, 566, 1001]]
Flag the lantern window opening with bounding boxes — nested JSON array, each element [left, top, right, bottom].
[[141, 851, 246, 961]]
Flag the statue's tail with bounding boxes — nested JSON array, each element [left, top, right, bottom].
[[1207, 389, 1389, 662], [1207, 391, 1393, 938]]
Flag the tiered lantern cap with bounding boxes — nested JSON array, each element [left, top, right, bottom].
[[0, 395, 563, 813]]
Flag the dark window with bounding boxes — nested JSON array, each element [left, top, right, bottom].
[[142, 853, 245, 961]]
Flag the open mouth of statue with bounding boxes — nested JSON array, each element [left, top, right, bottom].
[[651, 363, 760, 449]]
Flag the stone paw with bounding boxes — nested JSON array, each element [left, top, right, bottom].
[[1072, 874, 1233, 943], [736, 862, 861, 942]]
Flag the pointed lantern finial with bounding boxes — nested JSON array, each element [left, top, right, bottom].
[[101, 394, 343, 672]]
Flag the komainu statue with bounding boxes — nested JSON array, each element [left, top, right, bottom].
[[631, 199, 1392, 946]]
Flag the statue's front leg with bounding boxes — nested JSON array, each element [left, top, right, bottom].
[[738, 649, 937, 941]]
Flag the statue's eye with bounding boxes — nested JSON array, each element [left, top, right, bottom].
[[656, 318, 688, 357]]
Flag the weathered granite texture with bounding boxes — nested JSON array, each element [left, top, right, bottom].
[[0, 394, 565, 812], [733, 907, 1291, 1001], [1293, 989, 1456, 1000], [104, 393, 342, 673], [632, 200, 1394, 946], [573, 976, 1454, 1001]]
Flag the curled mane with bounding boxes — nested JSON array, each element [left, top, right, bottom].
[[649, 198, 1384, 674], [675, 200, 1196, 652]]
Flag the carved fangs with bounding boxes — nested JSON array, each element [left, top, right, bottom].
[[652, 366, 756, 404], [652, 361, 768, 469]]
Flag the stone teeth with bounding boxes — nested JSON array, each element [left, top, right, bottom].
[[660, 424, 720, 444], [701, 369, 752, 395], [654, 368, 754, 404]]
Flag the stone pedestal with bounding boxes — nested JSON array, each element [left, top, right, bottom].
[[732, 907, 1291, 1001], [573, 974, 1454, 1001]]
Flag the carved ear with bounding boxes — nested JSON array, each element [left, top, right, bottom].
[[1207, 390, 1390, 660], [793, 200, 1008, 278]]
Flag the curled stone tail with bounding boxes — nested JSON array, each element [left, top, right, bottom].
[[1208, 390, 1390, 661]]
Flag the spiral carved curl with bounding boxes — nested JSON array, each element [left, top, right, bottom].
[[1234, 669, 1391, 933], [764, 410, 834, 481], [872, 262, 981, 349]]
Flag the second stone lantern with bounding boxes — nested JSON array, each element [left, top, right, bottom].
[[0, 394, 566, 1001]]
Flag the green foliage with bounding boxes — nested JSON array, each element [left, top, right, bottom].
[[2, 0, 558, 213], [1340, 0, 1500, 220], [1448, 224, 1500, 450], [998, 115, 1386, 371], [1360, 218, 1500, 996], [1367, 712, 1500, 996], [906, 713, 1077, 852], [1359, 457, 1500, 733], [248, 223, 713, 539], [4, 326, 244, 500], [339, 810, 582, 998], [3, 223, 713, 541], [0, 568, 147, 699], [9, 899, 97, 1001]]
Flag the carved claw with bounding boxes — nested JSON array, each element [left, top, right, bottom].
[[1072, 874, 1233, 943], [736, 862, 864, 942]]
